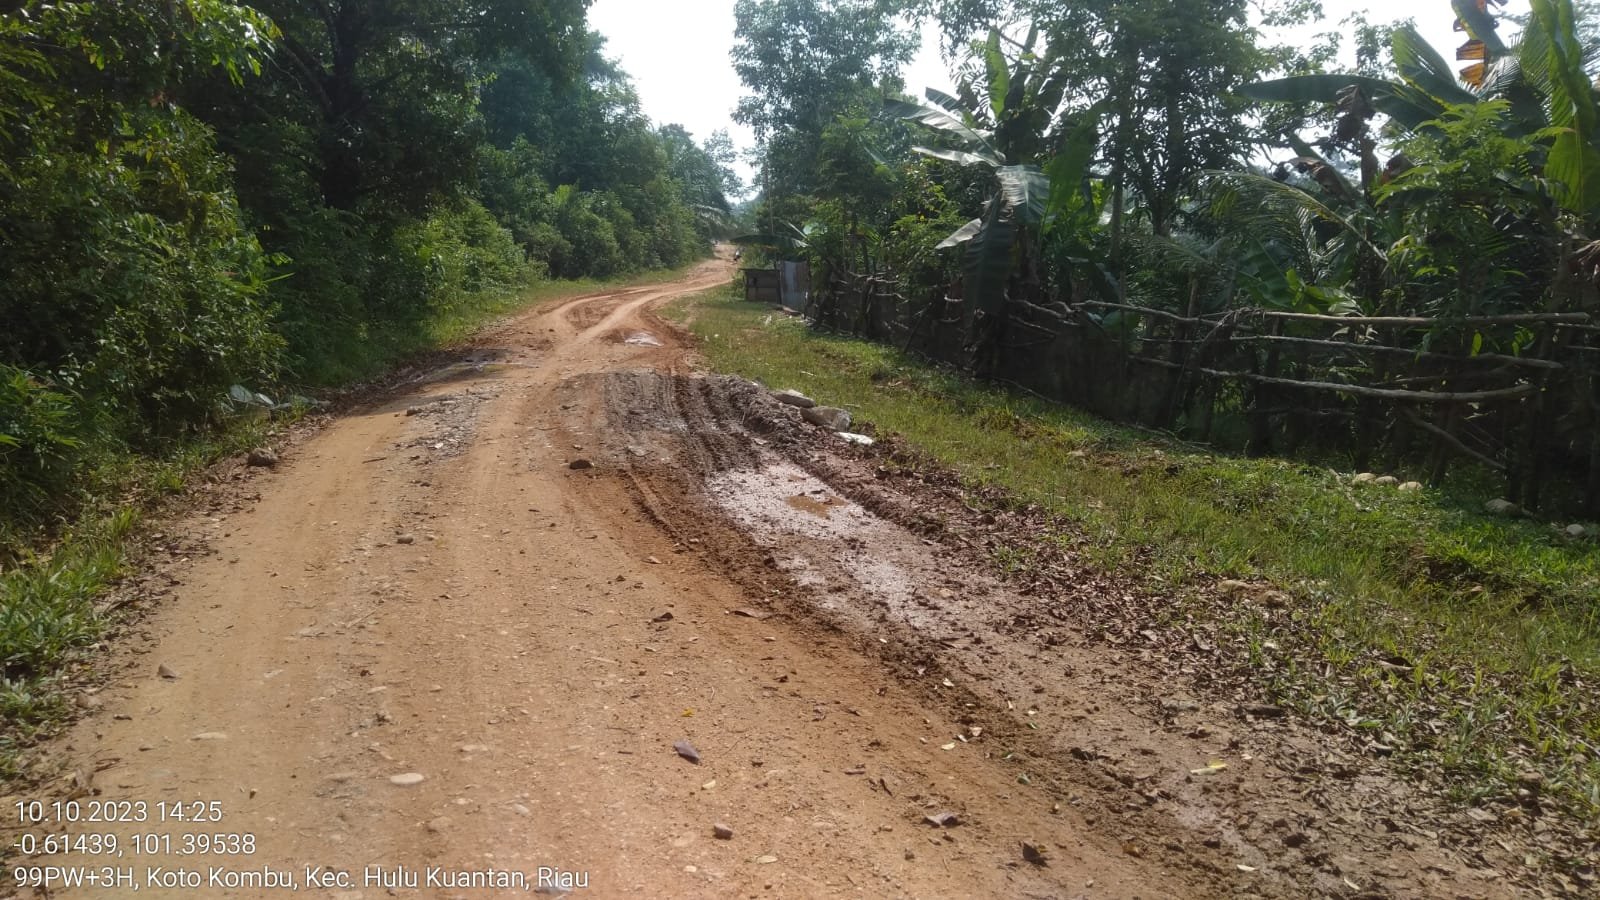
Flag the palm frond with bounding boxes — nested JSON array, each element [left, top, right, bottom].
[[1200, 171, 1385, 261]]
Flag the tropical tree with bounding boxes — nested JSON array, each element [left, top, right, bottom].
[[732, 0, 917, 200], [0, 1, 282, 432], [1244, 2, 1600, 310], [889, 27, 1100, 372], [925, 0, 1271, 274], [229, 0, 588, 213]]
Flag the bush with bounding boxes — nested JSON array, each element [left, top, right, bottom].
[[0, 368, 89, 542], [1, 2, 282, 440], [0, 107, 281, 437], [550, 186, 625, 278], [376, 199, 532, 317]]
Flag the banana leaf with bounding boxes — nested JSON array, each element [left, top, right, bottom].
[[1242, 74, 1401, 105], [1529, 0, 1600, 211], [998, 164, 1049, 225], [924, 87, 967, 116], [1042, 108, 1102, 231], [1453, 0, 1509, 57], [937, 218, 983, 249], [1390, 25, 1480, 106], [883, 98, 999, 160], [1287, 133, 1357, 197], [983, 29, 1009, 122], [1001, 24, 1038, 121], [912, 145, 1004, 168]]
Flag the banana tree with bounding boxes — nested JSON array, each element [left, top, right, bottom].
[[1237, 13, 1585, 314], [730, 220, 818, 256], [886, 26, 1100, 373], [1524, 0, 1600, 216], [1243, 9, 1597, 160], [1249, 3, 1600, 255], [1243, 23, 1497, 206]]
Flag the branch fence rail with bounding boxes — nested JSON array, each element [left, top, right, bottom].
[[802, 268, 1600, 514]]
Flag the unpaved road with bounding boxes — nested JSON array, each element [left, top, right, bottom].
[[7, 252, 1523, 898]]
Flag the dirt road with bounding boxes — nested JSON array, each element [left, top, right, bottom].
[[8, 252, 1520, 898]]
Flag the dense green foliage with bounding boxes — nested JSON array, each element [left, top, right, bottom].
[[0, 0, 735, 550], [736, 0, 1600, 513], [733, 0, 917, 209], [0, 1, 281, 540]]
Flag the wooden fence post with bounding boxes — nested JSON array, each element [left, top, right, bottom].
[[1247, 318, 1283, 457]]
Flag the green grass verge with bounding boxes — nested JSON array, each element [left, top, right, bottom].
[[0, 510, 135, 775], [292, 265, 699, 386], [0, 266, 695, 775], [672, 285, 1600, 821]]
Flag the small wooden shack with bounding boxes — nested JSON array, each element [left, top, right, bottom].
[[743, 262, 810, 310], [742, 267, 781, 304]]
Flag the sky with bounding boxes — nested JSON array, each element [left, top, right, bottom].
[[586, 0, 1508, 192]]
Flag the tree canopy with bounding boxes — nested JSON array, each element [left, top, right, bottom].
[[733, 0, 1600, 514], [0, 0, 734, 543]]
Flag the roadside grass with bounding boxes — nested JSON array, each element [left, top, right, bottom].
[[0, 511, 135, 776], [670, 286, 1600, 821], [0, 266, 694, 776], [292, 266, 697, 387]]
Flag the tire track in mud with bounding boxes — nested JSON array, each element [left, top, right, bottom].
[[566, 360, 1520, 899]]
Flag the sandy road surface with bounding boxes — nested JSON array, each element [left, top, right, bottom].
[[7, 252, 1519, 899]]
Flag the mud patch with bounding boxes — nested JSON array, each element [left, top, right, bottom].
[[713, 467, 867, 538], [394, 387, 498, 460], [563, 291, 636, 330], [553, 370, 808, 475], [403, 348, 527, 387], [784, 492, 842, 517], [578, 370, 1521, 899]]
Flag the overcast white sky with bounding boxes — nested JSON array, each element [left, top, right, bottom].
[[586, 0, 1506, 191]]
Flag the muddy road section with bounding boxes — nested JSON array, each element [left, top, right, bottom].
[[7, 254, 1516, 898]]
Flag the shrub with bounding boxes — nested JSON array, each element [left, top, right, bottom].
[[550, 186, 625, 278], [379, 199, 532, 317], [0, 368, 89, 542], [0, 108, 281, 438]]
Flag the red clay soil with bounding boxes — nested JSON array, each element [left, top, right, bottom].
[[1, 250, 1549, 898]]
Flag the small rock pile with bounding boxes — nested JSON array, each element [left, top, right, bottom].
[[769, 387, 874, 446], [1350, 472, 1422, 492]]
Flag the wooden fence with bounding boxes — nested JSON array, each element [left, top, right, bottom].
[[805, 270, 1600, 515]]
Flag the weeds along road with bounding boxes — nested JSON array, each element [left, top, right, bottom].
[[8, 250, 1514, 899]]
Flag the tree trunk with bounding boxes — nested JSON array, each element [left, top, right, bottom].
[[316, 6, 370, 210], [1161, 277, 1201, 431], [1108, 179, 1126, 303], [1427, 404, 1457, 486], [1516, 335, 1561, 511]]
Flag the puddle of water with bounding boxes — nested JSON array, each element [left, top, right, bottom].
[[624, 332, 663, 347], [785, 493, 841, 518], [409, 362, 516, 386]]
